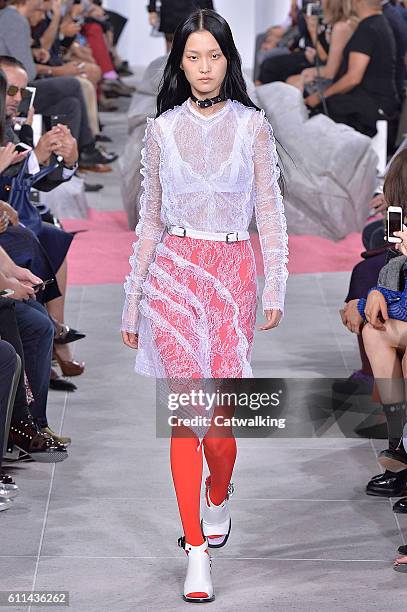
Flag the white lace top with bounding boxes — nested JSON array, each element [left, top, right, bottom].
[[122, 97, 289, 334]]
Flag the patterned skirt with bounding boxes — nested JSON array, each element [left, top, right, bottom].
[[135, 232, 258, 380]]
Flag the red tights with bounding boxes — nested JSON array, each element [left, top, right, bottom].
[[170, 407, 237, 546]]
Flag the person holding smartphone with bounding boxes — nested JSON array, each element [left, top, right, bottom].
[[0, 61, 85, 382], [350, 149, 407, 572]]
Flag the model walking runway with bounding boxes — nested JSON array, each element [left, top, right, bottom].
[[121, 8, 288, 603]]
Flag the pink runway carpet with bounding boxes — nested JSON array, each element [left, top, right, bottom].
[[62, 209, 364, 286]]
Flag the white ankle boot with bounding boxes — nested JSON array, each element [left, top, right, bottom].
[[201, 476, 234, 548], [178, 536, 215, 603]]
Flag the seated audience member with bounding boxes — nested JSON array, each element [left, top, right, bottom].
[[28, 2, 104, 126], [0, 0, 117, 170], [287, 0, 357, 96], [0, 246, 70, 456], [305, 0, 399, 137], [257, 1, 325, 84], [257, 26, 292, 65], [72, 1, 135, 98], [357, 154, 407, 569], [340, 150, 407, 501], [382, 0, 407, 101], [0, 61, 85, 380]]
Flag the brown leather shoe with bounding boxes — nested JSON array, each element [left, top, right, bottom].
[[7, 416, 68, 463], [54, 351, 85, 376], [78, 164, 113, 173]]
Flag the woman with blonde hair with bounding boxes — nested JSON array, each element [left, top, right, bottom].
[[287, 0, 357, 95]]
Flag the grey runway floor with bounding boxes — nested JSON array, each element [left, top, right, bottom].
[[1, 94, 406, 612]]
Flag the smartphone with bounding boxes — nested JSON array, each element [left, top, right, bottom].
[[386, 206, 403, 243], [306, 2, 322, 17], [17, 86, 36, 120], [33, 278, 55, 292], [51, 114, 68, 128], [0, 289, 14, 297], [50, 115, 68, 163], [15, 142, 32, 154]]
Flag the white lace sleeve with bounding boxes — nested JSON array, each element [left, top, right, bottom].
[[253, 111, 289, 314], [121, 118, 165, 333]]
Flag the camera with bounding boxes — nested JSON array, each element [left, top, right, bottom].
[[302, 0, 324, 20]]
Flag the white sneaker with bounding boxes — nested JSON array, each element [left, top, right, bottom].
[[0, 499, 12, 512], [201, 476, 233, 548], [0, 483, 18, 500], [178, 536, 215, 603]]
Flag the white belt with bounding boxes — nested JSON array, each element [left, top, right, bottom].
[[167, 225, 250, 243]]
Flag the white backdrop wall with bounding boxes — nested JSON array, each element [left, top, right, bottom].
[[105, 0, 291, 72]]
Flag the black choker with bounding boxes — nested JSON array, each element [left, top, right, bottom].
[[190, 94, 225, 108]]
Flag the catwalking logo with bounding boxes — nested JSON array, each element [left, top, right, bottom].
[[167, 388, 286, 430], [167, 389, 283, 411], [168, 414, 287, 429]]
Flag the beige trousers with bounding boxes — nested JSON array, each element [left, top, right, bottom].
[[75, 76, 99, 136]]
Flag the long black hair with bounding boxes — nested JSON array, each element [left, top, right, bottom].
[[0, 69, 6, 145], [156, 9, 260, 117]]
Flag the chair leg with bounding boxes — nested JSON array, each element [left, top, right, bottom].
[[3, 354, 21, 459]]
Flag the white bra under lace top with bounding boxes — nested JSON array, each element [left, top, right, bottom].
[[122, 97, 289, 334]]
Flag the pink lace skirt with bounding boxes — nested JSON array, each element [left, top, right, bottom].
[[135, 232, 258, 379]]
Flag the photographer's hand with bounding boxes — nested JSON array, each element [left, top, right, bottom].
[[50, 125, 78, 166], [149, 12, 159, 26], [0, 143, 29, 173], [370, 193, 387, 215], [305, 92, 321, 108], [394, 230, 407, 256], [0, 201, 18, 226], [23, 107, 35, 127], [340, 300, 363, 334], [364, 290, 388, 330], [302, 66, 317, 83], [2, 277, 35, 301]]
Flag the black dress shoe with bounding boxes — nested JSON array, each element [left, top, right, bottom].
[[369, 470, 394, 483], [366, 469, 407, 497], [84, 182, 104, 193], [52, 320, 86, 344], [49, 376, 77, 392], [393, 497, 407, 513], [1, 471, 15, 485], [79, 148, 118, 167]]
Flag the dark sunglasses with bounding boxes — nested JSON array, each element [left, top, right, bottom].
[[7, 85, 31, 99]]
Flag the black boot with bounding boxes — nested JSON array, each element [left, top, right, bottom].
[[7, 415, 68, 463], [377, 402, 407, 472]]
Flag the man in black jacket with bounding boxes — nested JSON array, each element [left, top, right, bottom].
[[1, 56, 78, 187]]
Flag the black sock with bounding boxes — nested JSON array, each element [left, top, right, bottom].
[[79, 142, 96, 156], [383, 401, 407, 451]]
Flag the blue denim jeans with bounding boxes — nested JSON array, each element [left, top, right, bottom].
[[13, 299, 54, 429]]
